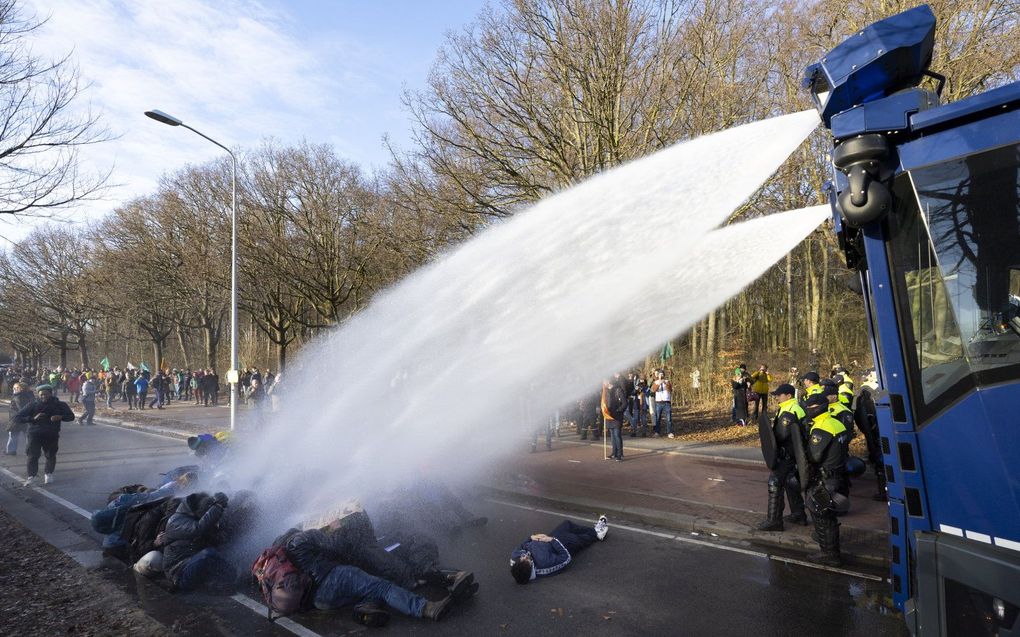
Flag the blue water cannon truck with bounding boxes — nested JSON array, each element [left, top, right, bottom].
[[806, 5, 1020, 635]]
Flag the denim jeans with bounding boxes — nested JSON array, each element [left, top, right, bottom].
[[82, 396, 96, 425], [6, 430, 20, 454], [313, 565, 425, 617], [175, 547, 236, 591], [654, 402, 672, 435], [628, 396, 647, 435], [607, 420, 623, 458]]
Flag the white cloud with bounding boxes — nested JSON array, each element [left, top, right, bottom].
[[3, 0, 398, 241]]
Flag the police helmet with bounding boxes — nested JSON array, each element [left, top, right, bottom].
[[803, 393, 828, 418]]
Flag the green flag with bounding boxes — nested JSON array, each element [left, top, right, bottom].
[[660, 341, 674, 363], [100, 357, 110, 372], [140, 362, 150, 373]]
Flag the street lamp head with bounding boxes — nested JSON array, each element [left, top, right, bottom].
[[144, 109, 183, 126]]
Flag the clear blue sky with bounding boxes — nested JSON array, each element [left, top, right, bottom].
[[2, 0, 491, 240]]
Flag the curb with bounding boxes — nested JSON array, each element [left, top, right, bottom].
[[91, 415, 194, 440], [482, 484, 890, 569]]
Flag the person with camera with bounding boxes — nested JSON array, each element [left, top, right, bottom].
[[650, 370, 673, 438], [750, 364, 772, 419]]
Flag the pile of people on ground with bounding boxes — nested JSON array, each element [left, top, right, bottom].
[[86, 432, 611, 628]]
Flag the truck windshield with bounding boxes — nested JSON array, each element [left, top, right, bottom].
[[888, 143, 1020, 418]]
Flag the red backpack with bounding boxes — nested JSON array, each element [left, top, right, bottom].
[[251, 545, 311, 620]]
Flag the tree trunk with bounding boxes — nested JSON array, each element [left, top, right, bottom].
[[786, 252, 794, 351], [78, 336, 90, 369], [706, 310, 716, 376], [276, 339, 287, 374], [152, 340, 164, 372], [204, 325, 220, 370], [175, 325, 191, 370]]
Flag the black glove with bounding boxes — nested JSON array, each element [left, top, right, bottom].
[[213, 492, 229, 507]]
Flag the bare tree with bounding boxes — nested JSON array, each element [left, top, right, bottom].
[[0, 1, 109, 218]]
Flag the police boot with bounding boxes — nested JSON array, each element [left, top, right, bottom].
[[754, 482, 784, 532], [807, 515, 842, 567], [784, 478, 808, 525]]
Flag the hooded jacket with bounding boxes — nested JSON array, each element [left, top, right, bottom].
[[7, 389, 34, 432], [162, 493, 224, 581], [14, 395, 75, 436]]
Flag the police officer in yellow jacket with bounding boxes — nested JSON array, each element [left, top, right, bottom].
[[754, 384, 808, 532], [833, 372, 854, 407], [799, 371, 824, 405], [804, 393, 850, 567], [822, 380, 856, 457]]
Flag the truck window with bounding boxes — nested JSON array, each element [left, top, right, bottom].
[[889, 144, 1020, 421]]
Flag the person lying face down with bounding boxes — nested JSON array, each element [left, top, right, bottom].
[[510, 516, 608, 584], [280, 525, 476, 624]]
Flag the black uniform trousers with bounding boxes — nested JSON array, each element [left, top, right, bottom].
[[26, 432, 59, 476]]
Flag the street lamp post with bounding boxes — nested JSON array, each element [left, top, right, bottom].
[[145, 109, 239, 431]]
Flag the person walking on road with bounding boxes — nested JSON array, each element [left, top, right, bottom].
[[80, 373, 98, 426], [6, 382, 33, 455], [135, 373, 150, 410], [13, 384, 75, 486], [651, 370, 673, 438], [122, 371, 137, 410]]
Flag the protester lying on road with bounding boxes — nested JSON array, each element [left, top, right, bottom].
[[90, 471, 195, 558], [288, 505, 474, 595], [510, 516, 608, 584], [266, 527, 473, 626], [187, 431, 231, 464], [158, 492, 237, 592]]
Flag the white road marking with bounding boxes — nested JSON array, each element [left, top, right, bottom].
[[0, 466, 92, 519], [487, 497, 884, 581], [230, 594, 324, 637]]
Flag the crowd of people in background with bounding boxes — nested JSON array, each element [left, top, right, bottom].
[[2, 364, 281, 411]]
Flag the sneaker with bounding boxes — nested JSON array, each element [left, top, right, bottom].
[[668, 433, 675, 439], [594, 515, 609, 540], [44, 474, 53, 485], [22, 476, 36, 487]]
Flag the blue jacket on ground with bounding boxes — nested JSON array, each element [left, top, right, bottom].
[[511, 537, 571, 579]]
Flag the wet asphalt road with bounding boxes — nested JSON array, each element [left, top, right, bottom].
[[0, 423, 909, 636]]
